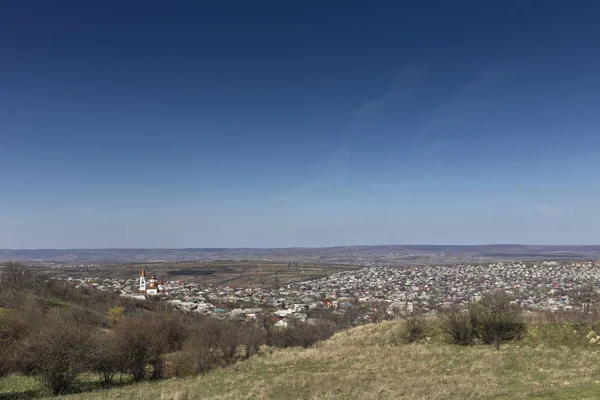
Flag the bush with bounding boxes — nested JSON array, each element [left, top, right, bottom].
[[159, 314, 188, 353], [172, 319, 266, 377], [95, 313, 189, 381], [441, 309, 476, 346], [0, 305, 44, 376], [90, 332, 120, 387], [165, 351, 197, 377], [240, 325, 265, 358], [181, 318, 244, 374], [0, 264, 38, 309], [112, 316, 167, 381], [399, 315, 427, 344], [442, 293, 526, 348], [107, 306, 126, 325], [16, 311, 94, 395], [469, 292, 526, 349], [179, 328, 222, 374]]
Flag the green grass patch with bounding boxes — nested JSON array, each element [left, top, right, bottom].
[[0, 374, 135, 399]]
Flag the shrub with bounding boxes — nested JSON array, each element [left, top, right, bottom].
[[442, 293, 526, 348], [173, 319, 266, 377], [399, 315, 427, 343], [0, 305, 44, 376], [184, 318, 244, 373], [107, 306, 126, 326], [179, 328, 221, 374], [441, 309, 476, 346], [0, 264, 37, 309], [217, 323, 242, 365], [90, 332, 120, 387], [112, 315, 167, 381], [469, 292, 526, 349], [160, 314, 188, 353], [16, 311, 94, 395], [241, 325, 265, 358], [165, 351, 196, 377]]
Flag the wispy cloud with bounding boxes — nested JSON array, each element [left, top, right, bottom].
[[414, 64, 519, 142], [270, 65, 520, 204], [328, 67, 423, 174], [353, 68, 422, 117], [269, 68, 423, 204]]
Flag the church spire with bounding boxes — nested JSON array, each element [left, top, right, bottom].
[[139, 267, 147, 292]]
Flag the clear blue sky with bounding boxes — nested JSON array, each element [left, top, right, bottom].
[[1, 1, 599, 248]]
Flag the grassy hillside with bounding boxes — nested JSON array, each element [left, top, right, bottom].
[[4, 321, 597, 400], [0, 264, 340, 398]]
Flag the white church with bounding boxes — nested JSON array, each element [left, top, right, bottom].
[[138, 267, 167, 295]]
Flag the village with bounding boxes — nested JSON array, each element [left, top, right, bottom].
[[58, 260, 600, 326]]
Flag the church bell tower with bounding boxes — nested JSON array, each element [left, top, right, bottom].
[[139, 267, 147, 292]]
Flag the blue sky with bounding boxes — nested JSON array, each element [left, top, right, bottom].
[[1, 1, 599, 248]]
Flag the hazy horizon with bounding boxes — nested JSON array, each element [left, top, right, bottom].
[[2, 244, 600, 251], [2, 1, 600, 248]]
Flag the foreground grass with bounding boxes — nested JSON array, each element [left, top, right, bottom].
[[4, 322, 600, 400], [0, 374, 134, 400]]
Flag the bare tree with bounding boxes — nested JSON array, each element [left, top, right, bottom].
[[89, 331, 120, 387], [112, 316, 166, 381], [16, 311, 94, 395]]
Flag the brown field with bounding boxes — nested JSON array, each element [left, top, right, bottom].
[[44, 260, 360, 287]]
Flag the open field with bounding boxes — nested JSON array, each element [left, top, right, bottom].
[[42, 261, 360, 287], [4, 321, 600, 400]]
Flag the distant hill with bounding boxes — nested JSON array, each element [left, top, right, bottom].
[[1, 245, 600, 265]]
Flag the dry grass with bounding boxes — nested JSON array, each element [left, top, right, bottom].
[[19, 321, 598, 400]]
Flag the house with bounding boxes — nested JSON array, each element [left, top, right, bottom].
[[274, 320, 288, 328]]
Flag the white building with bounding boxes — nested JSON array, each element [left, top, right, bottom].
[[138, 267, 166, 296]]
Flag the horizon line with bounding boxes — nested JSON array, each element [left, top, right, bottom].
[[1, 244, 600, 251]]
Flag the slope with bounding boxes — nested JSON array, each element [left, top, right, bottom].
[[46, 322, 600, 400]]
